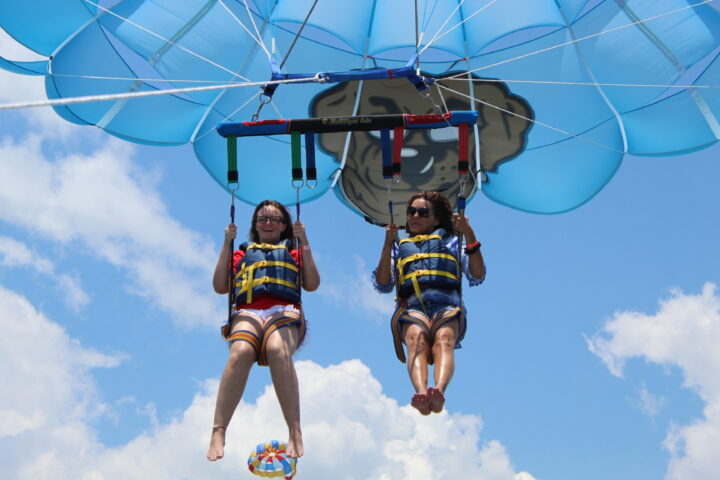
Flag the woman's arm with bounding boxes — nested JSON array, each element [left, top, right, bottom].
[[293, 221, 320, 292], [452, 213, 486, 281], [375, 224, 400, 288], [213, 223, 236, 294]]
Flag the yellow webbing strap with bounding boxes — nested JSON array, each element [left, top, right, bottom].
[[247, 243, 290, 250], [396, 252, 458, 275], [236, 276, 298, 304], [399, 269, 459, 315], [398, 234, 443, 245], [236, 254, 298, 304]]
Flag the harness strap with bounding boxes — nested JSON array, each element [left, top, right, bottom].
[[258, 312, 303, 366], [236, 276, 299, 304], [399, 234, 443, 244], [291, 131, 303, 188], [226, 329, 261, 358], [304, 132, 317, 188], [381, 128, 392, 179], [247, 243, 290, 250], [396, 252, 458, 273], [392, 126, 403, 180], [401, 269, 459, 314], [226, 135, 239, 328]]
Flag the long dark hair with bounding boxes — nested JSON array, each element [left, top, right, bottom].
[[248, 200, 293, 243], [404, 191, 455, 235]]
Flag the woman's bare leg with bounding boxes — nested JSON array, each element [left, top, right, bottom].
[[264, 325, 303, 458], [402, 322, 432, 415], [207, 318, 261, 461], [428, 320, 459, 413]]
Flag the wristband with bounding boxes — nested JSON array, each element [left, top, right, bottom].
[[464, 241, 481, 254]]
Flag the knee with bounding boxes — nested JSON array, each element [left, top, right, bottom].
[[228, 341, 257, 365], [405, 330, 431, 355], [264, 335, 293, 364], [433, 330, 456, 352]]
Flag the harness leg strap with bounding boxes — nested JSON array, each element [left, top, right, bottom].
[[226, 329, 262, 360], [258, 311, 303, 367]]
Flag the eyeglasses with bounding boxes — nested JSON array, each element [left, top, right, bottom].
[[406, 206, 432, 218], [256, 216, 284, 224]]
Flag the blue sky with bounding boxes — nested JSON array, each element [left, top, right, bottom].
[[2, 24, 720, 480]]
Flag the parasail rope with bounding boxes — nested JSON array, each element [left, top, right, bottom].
[[268, 97, 285, 119], [218, 0, 272, 59], [40, 74, 254, 84], [193, 90, 263, 142], [437, 83, 626, 154], [39, 71, 719, 92], [330, 35, 371, 189], [434, 82, 450, 114], [82, 0, 250, 80], [239, 0, 272, 59], [444, 0, 717, 80], [415, 0, 421, 54], [441, 78, 720, 89], [419, 0, 466, 55], [419, 0, 497, 55], [420, 0, 441, 33], [279, 0, 320, 69], [0, 75, 318, 111]]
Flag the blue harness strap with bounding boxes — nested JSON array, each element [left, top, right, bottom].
[[225, 329, 262, 359], [257, 310, 304, 367]]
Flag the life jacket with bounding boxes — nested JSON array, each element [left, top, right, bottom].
[[234, 241, 300, 305], [396, 229, 460, 300]]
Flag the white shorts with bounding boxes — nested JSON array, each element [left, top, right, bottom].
[[233, 304, 300, 322]]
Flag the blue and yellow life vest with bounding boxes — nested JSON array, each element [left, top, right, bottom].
[[397, 229, 460, 301], [234, 241, 300, 305]]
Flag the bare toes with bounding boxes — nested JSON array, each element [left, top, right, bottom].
[[411, 393, 431, 416], [427, 387, 445, 413]]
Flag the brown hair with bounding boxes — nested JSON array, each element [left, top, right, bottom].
[[248, 200, 293, 243], [405, 191, 455, 235]]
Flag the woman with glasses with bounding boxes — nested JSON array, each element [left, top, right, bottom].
[[207, 200, 320, 462], [374, 191, 485, 415]]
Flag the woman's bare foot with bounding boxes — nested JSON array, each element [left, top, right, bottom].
[[427, 387, 445, 413], [207, 426, 226, 461], [411, 392, 431, 415], [286, 428, 304, 458]]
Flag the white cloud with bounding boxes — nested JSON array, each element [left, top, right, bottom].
[[0, 285, 119, 444], [0, 234, 90, 310], [588, 283, 720, 480], [0, 283, 535, 480], [0, 132, 223, 327], [319, 254, 395, 319], [633, 384, 667, 418]]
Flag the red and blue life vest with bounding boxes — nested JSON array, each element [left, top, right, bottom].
[[234, 241, 300, 305]]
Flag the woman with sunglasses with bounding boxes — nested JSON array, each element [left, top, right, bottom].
[[207, 200, 320, 462], [374, 191, 485, 415]]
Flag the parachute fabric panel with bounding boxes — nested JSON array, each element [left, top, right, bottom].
[[1, 0, 718, 220]]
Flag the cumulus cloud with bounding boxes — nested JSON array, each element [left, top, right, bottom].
[[588, 283, 720, 480], [319, 254, 395, 320], [0, 234, 90, 310], [0, 284, 534, 480], [0, 285, 120, 445], [0, 132, 223, 327]]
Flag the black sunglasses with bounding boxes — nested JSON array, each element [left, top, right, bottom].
[[406, 206, 432, 218]]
